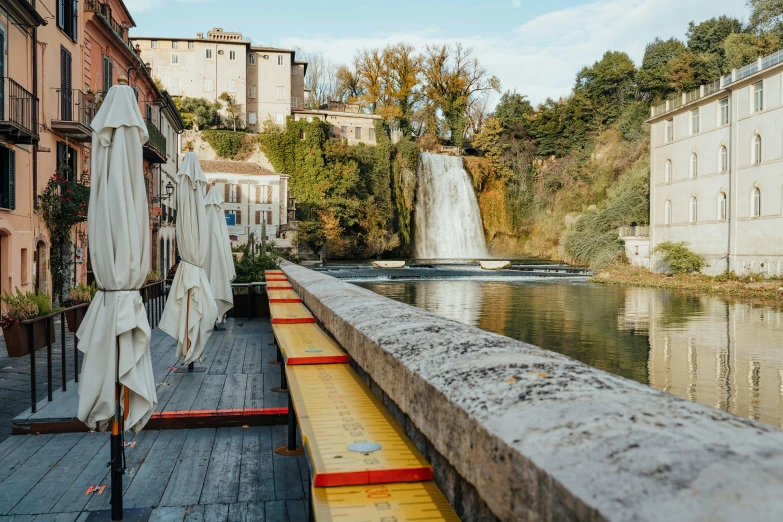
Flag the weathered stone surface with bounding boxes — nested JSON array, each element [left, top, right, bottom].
[[281, 261, 783, 522]]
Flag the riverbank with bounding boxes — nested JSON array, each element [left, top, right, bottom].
[[592, 265, 783, 303]]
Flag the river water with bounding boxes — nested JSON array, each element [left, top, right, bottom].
[[356, 278, 783, 427]]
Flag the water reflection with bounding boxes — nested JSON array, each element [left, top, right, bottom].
[[357, 280, 783, 427]]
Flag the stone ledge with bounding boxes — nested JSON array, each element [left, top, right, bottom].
[[281, 261, 783, 521]]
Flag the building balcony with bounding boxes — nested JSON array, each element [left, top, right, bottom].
[[619, 225, 649, 240], [143, 119, 167, 164], [1, 0, 46, 27], [0, 78, 39, 144], [51, 89, 96, 142]]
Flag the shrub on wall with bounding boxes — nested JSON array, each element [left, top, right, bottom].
[[201, 130, 255, 160], [653, 241, 706, 275]]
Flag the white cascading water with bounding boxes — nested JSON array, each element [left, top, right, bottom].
[[414, 153, 489, 259]]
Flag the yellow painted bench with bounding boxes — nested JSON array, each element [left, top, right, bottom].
[[272, 323, 348, 365], [264, 270, 285, 276], [311, 482, 459, 521], [267, 288, 302, 303], [287, 363, 433, 487], [269, 302, 315, 324]]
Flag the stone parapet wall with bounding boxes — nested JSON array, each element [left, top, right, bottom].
[[281, 261, 783, 522]]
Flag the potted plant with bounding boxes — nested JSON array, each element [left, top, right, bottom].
[[142, 270, 163, 302], [1, 289, 59, 358], [62, 282, 95, 332]]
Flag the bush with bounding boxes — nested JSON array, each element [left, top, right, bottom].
[[201, 130, 255, 159], [653, 241, 706, 274], [0, 288, 58, 327]]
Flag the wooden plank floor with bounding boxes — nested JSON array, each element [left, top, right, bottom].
[[0, 426, 309, 521], [13, 319, 287, 434]]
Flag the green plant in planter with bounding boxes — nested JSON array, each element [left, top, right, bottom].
[[0, 288, 56, 328], [38, 165, 90, 300], [145, 270, 163, 284], [62, 282, 96, 307]]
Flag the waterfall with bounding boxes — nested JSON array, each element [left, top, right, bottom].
[[414, 153, 489, 259]]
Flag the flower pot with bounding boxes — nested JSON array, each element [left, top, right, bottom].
[[3, 319, 57, 358], [65, 307, 86, 333], [233, 292, 269, 319]]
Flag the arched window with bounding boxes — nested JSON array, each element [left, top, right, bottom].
[[718, 192, 727, 221], [719, 146, 728, 173], [753, 187, 761, 217], [753, 135, 762, 165], [665, 200, 672, 225], [665, 160, 672, 183], [690, 196, 698, 223], [690, 153, 698, 178]]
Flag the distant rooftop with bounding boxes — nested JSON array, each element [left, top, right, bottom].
[[199, 160, 276, 176]]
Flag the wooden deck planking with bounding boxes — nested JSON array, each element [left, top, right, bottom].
[[159, 429, 217, 507], [200, 428, 244, 505]]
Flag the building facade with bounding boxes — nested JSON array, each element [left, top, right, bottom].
[[292, 101, 381, 146], [648, 50, 783, 276], [199, 159, 292, 248]]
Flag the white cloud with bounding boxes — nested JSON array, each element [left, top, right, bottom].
[[278, 0, 747, 106], [124, 0, 216, 13]]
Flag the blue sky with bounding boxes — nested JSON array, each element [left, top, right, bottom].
[[125, 0, 749, 104]]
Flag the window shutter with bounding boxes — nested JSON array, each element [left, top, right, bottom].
[[71, 0, 78, 41], [237, 184, 242, 203], [266, 211, 272, 225], [224, 184, 229, 202], [266, 185, 272, 203], [61, 47, 72, 121], [57, 0, 65, 30], [255, 186, 260, 204], [8, 148, 15, 210], [236, 210, 241, 224], [255, 211, 260, 225]]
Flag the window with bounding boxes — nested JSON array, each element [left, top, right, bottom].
[[665, 118, 674, 143], [227, 184, 240, 203], [229, 50, 236, 61], [21, 248, 28, 284], [266, 211, 272, 225], [753, 135, 762, 164], [204, 79, 213, 92], [249, 86, 256, 99], [255, 211, 261, 225], [206, 48, 213, 59], [61, 47, 73, 121], [170, 77, 180, 94], [102, 55, 113, 92], [719, 146, 728, 173], [57, 142, 77, 182], [151, 40, 158, 49], [291, 97, 297, 108], [719, 97, 729, 125], [665, 159, 672, 183], [228, 80, 236, 93], [753, 82, 764, 112], [690, 109, 699, 135], [719, 192, 727, 221], [171, 54, 179, 65], [248, 112, 257, 125], [369, 127, 375, 142], [690, 153, 698, 178], [291, 66, 297, 76], [341, 125, 348, 138], [171, 41, 178, 49], [248, 54, 255, 65], [690, 196, 698, 223], [276, 114, 284, 125], [665, 200, 672, 225], [753, 187, 761, 217], [276, 87, 284, 100], [355, 127, 362, 140], [57, 0, 78, 42], [188, 41, 194, 49], [0, 146, 16, 210], [277, 55, 284, 66]]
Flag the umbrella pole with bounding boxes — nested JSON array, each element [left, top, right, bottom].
[[176, 290, 206, 373]]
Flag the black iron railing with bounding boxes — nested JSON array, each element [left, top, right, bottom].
[[24, 280, 167, 413], [145, 119, 167, 156], [56, 88, 96, 125], [1, 77, 39, 139]]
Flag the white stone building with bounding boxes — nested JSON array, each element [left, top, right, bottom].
[[155, 91, 185, 277], [647, 49, 783, 276], [199, 160, 293, 249]]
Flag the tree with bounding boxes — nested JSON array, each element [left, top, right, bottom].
[[575, 50, 637, 125], [666, 51, 722, 92], [383, 43, 422, 136], [421, 43, 500, 148], [335, 65, 362, 103], [177, 97, 220, 130], [299, 51, 339, 109], [724, 32, 781, 70], [748, 0, 783, 35], [636, 38, 687, 100], [218, 93, 242, 131], [354, 48, 388, 113], [493, 91, 533, 135], [686, 16, 744, 64]]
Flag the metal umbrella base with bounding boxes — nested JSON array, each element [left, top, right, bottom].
[[85, 508, 152, 522], [174, 362, 207, 373]]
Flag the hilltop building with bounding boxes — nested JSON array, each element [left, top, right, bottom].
[[645, 50, 783, 276]]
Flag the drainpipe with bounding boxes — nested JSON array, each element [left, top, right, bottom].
[[32, 3, 38, 211]]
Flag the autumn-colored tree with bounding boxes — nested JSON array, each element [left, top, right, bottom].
[[383, 43, 422, 136], [218, 92, 242, 131], [335, 65, 362, 103], [354, 48, 388, 113]]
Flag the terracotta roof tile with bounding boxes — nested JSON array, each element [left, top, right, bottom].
[[199, 160, 276, 176]]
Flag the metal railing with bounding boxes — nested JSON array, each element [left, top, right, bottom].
[[722, 73, 733, 87], [668, 94, 682, 110], [652, 101, 668, 117], [736, 61, 759, 81], [685, 88, 701, 104], [24, 281, 167, 413], [704, 79, 721, 97], [1, 77, 39, 138], [145, 119, 167, 156], [56, 88, 96, 125], [99, 2, 125, 43], [618, 225, 650, 238]]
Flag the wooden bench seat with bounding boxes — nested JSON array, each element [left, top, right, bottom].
[[267, 288, 302, 303], [287, 364, 433, 487], [267, 283, 294, 290], [272, 323, 348, 365], [264, 270, 285, 276], [269, 302, 315, 324], [311, 482, 459, 521], [266, 276, 289, 282]]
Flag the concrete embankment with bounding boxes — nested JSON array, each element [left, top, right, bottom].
[[281, 261, 783, 522]]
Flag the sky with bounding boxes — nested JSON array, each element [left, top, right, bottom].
[[124, 0, 750, 105]]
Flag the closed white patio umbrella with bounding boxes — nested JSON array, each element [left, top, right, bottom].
[[76, 78, 155, 520], [204, 183, 236, 327], [159, 152, 218, 370]]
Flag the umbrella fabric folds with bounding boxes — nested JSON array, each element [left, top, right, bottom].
[[159, 153, 218, 364], [77, 84, 156, 433], [204, 185, 236, 322]]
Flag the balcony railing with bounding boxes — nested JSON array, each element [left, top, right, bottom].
[[668, 94, 682, 111], [143, 119, 167, 163], [736, 61, 759, 82], [0, 77, 39, 143], [685, 87, 701, 104], [619, 225, 649, 239], [52, 89, 96, 141], [704, 79, 721, 97]]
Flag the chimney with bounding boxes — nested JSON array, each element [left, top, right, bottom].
[[196, 32, 203, 39]]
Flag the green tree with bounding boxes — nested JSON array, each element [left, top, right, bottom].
[[686, 16, 744, 61], [636, 38, 687, 100], [724, 32, 781, 70], [748, 0, 783, 35], [575, 50, 637, 125], [177, 97, 220, 130], [493, 91, 533, 135], [666, 51, 722, 92], [218, 92, 243, 131]]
